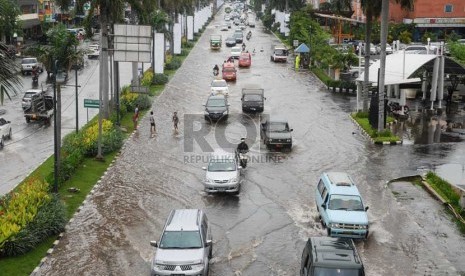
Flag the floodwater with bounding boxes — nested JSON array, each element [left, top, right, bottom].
[[36, 7, 465, 276]]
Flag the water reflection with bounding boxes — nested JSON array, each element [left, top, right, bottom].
[[390, 102, 465, 144]]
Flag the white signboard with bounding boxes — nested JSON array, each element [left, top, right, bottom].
[[187, 16, 194, 40], [114, 24, 152, 62], [154, 33, 164, 74], [173, 23, 181, 54]]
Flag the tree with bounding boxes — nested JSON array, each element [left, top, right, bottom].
[[0, 42, 21, 105], [0, 0, 21, 44]]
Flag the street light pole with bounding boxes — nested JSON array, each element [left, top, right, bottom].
[[53, 60, 59, 193], [75, 45, 79, 133]]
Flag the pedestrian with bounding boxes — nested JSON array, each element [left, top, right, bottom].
[[172, 111, 179, 133], [150, 111, 156, 137], [133, 104, 139, 130]]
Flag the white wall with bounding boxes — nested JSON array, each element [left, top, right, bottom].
[[154, 33, 164, 74]]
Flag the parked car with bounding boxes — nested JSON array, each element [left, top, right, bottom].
[[150, 209, 212, 276], [87, 44, 100, 59], [21, 57, 43, 75], [376, 43, 393, 54], [405, 45, 438, 55], [225, 36, 237, 47], [210, 79, 229, 96], [315, 172, 369, 239], [0, 117, 12, 149], [204, 94, 230, 121], [260, 117, 293, 150], [238, 52, 251, 67], [300, 237, 365, 276], [202, 150, 242, 194], [241, 87, 265, 112]]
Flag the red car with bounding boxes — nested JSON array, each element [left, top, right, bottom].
[[238, 52, 251, 67], [222, 62, 237, 81]]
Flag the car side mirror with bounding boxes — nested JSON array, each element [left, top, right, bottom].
[[321, 204, 326, 209], [238, 166, 242, 169], [202, 167, 207, 170], [365, 206, 369, 211], [264, 97, 266, 100], [227, 104, 231, 106], [206, 240, 212, 246], [202, 104, 206, 106], [7, 121, 11, 123], [150, 241, 158, 247], [290, 129, 293, 132]]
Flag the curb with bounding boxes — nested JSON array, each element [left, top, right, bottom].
[[349, 115, 402, 145]]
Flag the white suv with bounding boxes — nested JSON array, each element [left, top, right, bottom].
[[0, 117, 12, 149], [21, 57, 43, 75], [150, 209, 212, 276], [203, 150, 242, 194]]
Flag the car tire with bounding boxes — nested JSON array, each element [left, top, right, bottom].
[[7, 128, 11, 140], [327, 228, 331, 237], [0, 137, 4, 149], [209, 245, 213, 258], [26, 117, 30, 123], [233, 184, 240, 195]]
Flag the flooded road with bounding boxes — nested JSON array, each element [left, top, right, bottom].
[[37, 8, 465, 276]]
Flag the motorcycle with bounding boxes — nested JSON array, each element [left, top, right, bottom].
[[387, 102, 409, 117], [242, 44, 246, 52], [246, 32, 252, 41], [32, 72, 39, 84], [213, 68, 219, 76]]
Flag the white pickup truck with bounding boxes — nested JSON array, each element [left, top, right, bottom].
[[0, 117, 12, 149]]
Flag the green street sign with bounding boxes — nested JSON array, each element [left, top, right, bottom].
[[84, 2, 91, 11], [84, 98, 100, 108]]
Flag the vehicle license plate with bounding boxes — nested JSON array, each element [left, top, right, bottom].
[[276, 144, 282, 147], [250, 108, 256, 110]]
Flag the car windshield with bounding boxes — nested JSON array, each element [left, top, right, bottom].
[[223, 68, 235, 73], [23, 92, 37, 99], [274, 49, 286, 55], [313, 267, 362, 276], [234, 33, 242, 38], [227, 37, 235, 41], [329, 194, 364, 211], [268, 122, 288, 132], [159, 231, 202, 249], [240, 55, 249, 60], [22, 59, 36, 64], [244, 94, 262, 101], [208, 159, 236, 171], [207, 99, 226, 107], [211, 81, 227, 88]]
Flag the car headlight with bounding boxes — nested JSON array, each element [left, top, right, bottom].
[[229, 177, 238, 183], [359, 225, 368, 229], [286, 139, 291, 142], [329, 223, 340, 228], [205, 178, 214, 183], [191, 260, 204, 270], [153, 263, 165, 270]]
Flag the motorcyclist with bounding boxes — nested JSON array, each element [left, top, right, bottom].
[[237, 138, 249, 153], [213, 64, 219, 75], [31, 65, 38, 77], [242, 42, 246, 51]]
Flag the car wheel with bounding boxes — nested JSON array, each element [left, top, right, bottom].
[[0, 137, 4, 149], [8, 128, 11, 139], [327, 228, 331, 236], [209, 245, 213, 258], [233, 184, 241, 195], [26, 117, 30, 123]]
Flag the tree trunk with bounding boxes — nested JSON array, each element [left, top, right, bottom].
[[378, 0, 389, 131], [362, 8, 373, 112], [57, 84, 62, 178]]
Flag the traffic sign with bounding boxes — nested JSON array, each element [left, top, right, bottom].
[[130, 85, 149, 94], [83, 2, 91, 11], [84, 98, 100, 108]]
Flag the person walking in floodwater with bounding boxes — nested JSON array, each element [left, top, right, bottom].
[[133, 104, 139, 130], [149, 111, 156, 137], [172, 111, 179, 134]]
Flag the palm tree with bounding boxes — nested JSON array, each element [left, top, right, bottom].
[[0, 42, 21, 105]]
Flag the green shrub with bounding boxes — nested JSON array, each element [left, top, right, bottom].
[[165, 57, 182, 70], [179, 49, 189, 56], [354, 111, 369, 118], [141, 69, 154, 87], [183, 41, 194, 48], [378, 129, 393, 137], [85, 128, 124, 157], [0, 195, 66, 257], [152, 73, 169, 85], [134, 94, 152, 110], [426, 172, 460, 204]]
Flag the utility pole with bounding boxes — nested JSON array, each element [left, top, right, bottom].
[[378, 0, 389, 131], [75, 45, 79, 133], [53, 60, 59, 193]]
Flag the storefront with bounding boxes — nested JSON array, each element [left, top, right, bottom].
[[413, 17, 465, 40]]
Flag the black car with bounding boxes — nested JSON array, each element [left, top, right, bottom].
[[225, 36, 237, 47], [300, 237, 365, 276], [234, 32, 243, 43], [241, 88, 265, 113], [204, 95, 229, 121], [260, 117, 293, 150]]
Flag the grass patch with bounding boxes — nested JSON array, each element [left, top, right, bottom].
[[424, 172, 465, 234], [311, 67, 331, 84], [351, 112, 400, 143]]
